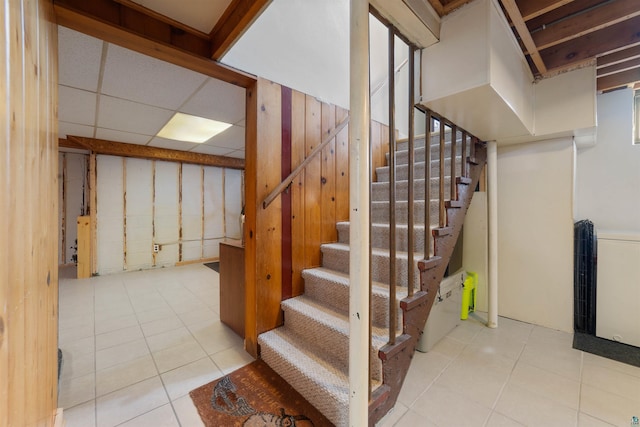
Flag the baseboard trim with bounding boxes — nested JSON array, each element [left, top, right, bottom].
[[573, 332, 640, 368]]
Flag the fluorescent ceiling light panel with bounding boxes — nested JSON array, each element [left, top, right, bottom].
[[157, 112, 231, 143]]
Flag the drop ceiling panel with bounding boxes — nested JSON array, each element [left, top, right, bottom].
[[58, 86, 97, 125], [58, 27, 103, 92], [180, 78, 246, 124], [59, 122, 95, 139], [98, 95, 173, 135], [190, 144, 236, 156], [130, 0, 233, 33], [147, 137, 199, 151], [95, 128, 152, 145], [202, 125, 245, 150], [101, 44, 208, 110], [226, 150, 245, 159]]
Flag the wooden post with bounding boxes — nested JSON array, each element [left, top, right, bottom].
[[76, 216, 91, 278]]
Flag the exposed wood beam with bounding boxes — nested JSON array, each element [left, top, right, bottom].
[[532, 0, 640, 51], [597, 44, 640, 68], [597, 67, 640, 91], [597, 57, 640, 77], [426, 0, 444, 16], [59, 138, 88, 151], [209, 0, 272, 61], [112, 0, 210, 40], [502, 0, 547, 73], [525, 0, 605, 32], [442, 0, 475, 14], [541, 14, 640, 72], [518, 0, 576, 22], [65, 136, 245, 169], [54, 0, 256, 88]]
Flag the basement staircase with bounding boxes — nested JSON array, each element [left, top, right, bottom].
[[258, 117, 487, 426]]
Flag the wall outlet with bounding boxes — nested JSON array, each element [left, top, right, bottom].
[[153, 244, 159, 253]]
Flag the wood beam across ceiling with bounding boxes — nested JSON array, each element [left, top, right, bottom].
[[62, 136, 245, 170], [597, 68, 640, 92], [210, 0, 272, 61], [531, 0, 640, 51], [517, 0, 576, 22], [502, 0, 547, 73], [53, 0, 256, 88], [540, 14, 640, 72]]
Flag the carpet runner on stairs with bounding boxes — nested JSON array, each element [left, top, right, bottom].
[[258, 131, 465, 426]]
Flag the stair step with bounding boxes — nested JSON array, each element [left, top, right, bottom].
[[376, 157, 462, 182], [372, 199, 442, 226], [386, 140, 470, 165], [281, 296, 387, 382], [372, 176, 452, 202], [302, 268, 404, 329], [321, 242, 422, 288], [395, 130, 456, 152], [337, 221, 432, 254], [259, 329, 354, 426]]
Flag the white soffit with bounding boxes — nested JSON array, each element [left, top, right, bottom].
[[101, 44, 209, 111], [130, 0, 233, 33], [370, 0, 440, 48]]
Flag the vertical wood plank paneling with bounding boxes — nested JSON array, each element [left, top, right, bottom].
[[335, 107, 350, 222], [304, 95, 322, 268], [244, 80, 259, 356], [290, 90, 307, 297], [321, 103, 337, 243], [256, 78, 283, 336], [1, 0, 58, 425], [281, 86, 293, 300]]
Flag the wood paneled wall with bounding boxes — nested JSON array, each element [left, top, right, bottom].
[[244, 78, 388, 356], [0, 0, 59, 426]]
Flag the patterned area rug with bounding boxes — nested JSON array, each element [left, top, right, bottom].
[[189, 359, 334, 427]]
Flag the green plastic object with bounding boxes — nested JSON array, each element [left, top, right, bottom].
[[461, 271, 477, 320]]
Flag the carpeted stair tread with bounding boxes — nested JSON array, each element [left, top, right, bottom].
[[376, 157, 462, 182], [321, 242, 422, 287], [259, 328, 382, 426], [336, 221, 432, 254], [281, 296, 388, 381], [302, 267, 406, 328], [372, 177, 452, 202], [386, 142, 467, 165], [371, 199, 441, 226]]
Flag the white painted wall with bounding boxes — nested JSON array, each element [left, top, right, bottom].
[[497, 138, 575, 332], [95, 155, 243, 275], [576, 88, 640, 233]]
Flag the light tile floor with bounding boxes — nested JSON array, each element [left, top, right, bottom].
[[58, 265, 640, 426]]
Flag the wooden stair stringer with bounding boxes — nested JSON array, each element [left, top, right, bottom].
[[368, 143, 487, 426]]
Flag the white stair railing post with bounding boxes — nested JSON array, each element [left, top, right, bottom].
[[487, 140, 499, 328], [349, 0, 371, 425]]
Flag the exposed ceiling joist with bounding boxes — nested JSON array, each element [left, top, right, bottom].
[[62, 136, 245, 169], [210, 0, 272, 61], [518, 0, 575, 21], [53, 0, 256, 88], [541, 14, 640, 71], [531, 0, 640, 51], [597, 44, 640, 68], [597, 67, 640, 91], [502, 0, 547, 73], [597, 57, 640, 78]]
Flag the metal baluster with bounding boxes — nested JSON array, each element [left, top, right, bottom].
[[388, 27, 397, 345], [450, 125, 457, 201], [439, 121, 446, 228], [407, 47, 415, 297], [424, 111, 432, 258]]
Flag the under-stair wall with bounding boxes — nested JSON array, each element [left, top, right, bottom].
[[244, 78, 390, 357]]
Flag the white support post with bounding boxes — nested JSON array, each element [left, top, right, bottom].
[[349, 0, 371, 425], [487, 140, 498, 328]]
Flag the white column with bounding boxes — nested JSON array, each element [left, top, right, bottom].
[[349, 0, 371, 425], [487, 140, 498, 328]]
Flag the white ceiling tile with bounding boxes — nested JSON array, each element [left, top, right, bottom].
[[180, 78, 246, 124], [95, 128, 152, 145], [202, 125, 245, 150], [58, 26, 103, 92], [58, 122, 95, 139], [101, 43, 208, 110], [97, 95, 173, 135], [147, 137, 199, 151], [189, 144, 235, 156], [58, 86, 97, 126], [132, 0, 232, 33], [226, 150, 245, 159]]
